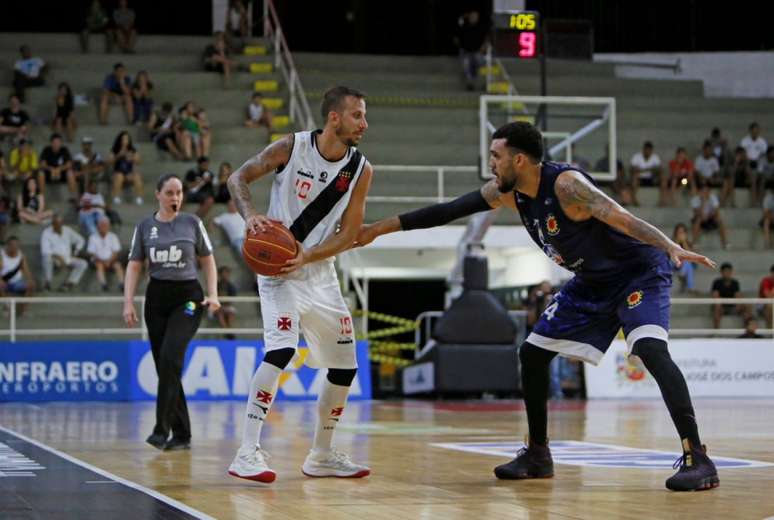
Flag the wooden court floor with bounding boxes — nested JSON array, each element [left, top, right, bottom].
[[1, 398, 773, 519]]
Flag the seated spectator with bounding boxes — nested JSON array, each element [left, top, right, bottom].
[[52, 82, 77, 143], [87, 216, 123, 292], [0, 94, 31, 140], [672, 223, 696, 294], [244, 92, 274, 137], [17, 177, 53, 225], [185, 156, 215, 218], [711, 262, 750, 329], [225, 0, 249, 52], [214, 162, 233, 203], [694, 140, 722, 188], [72, 136, 105, 187], [0, 237, 36, 315], [691, 180, 727, 249], [453, 9, 487, 91], [108, 130, 143, 205], [39, 133, 77, 198], [80, 0, 112, 53], [667, 147, 695, 205], [78, 180, 107, 236], [148, 102, 182, 160], [754, 146, 774, 207], [0, 150, 6, 191], [99, 63, 133, 125], [763, 181, 774, 249], [738, 317, 764, 339], [131, 70, 153, 124], [740, 122, 768, 171], [0, 185, 9, 241], [630, 141, 664, 206], [758, 264, 774, 328], [40, 214, 87, 292], [211, 265, 237, 339], [213, 199, 245, 253], [12, 45, 47, 103], [708, 127, 731, 170], [728, 146, 755, 207], [203, 31, 235, 87], [595, 146, 630, 205], [178, 101, 211, 159], [112, 0, 137, 54], [8, 138, 39, 186]]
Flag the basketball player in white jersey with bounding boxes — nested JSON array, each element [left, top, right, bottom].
[[227, 86, 373, 482]]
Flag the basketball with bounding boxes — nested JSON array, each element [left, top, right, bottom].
[[241, 222, 298, 276]]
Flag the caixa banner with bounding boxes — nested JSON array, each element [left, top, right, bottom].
[[0, 340, 371, 402]]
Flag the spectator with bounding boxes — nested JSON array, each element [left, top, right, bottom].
[[244, 92, 274, 137], [0, 94, 31, 140], [87, 216, 123, 292], [214, 161, 233, 203], [666, 147, 695, 205], [211, 265, 237, 339], [213, 199, 246, 253], [52, 82, 76, 143], [108, 130, 143, 205], [185, 156, 216, 218], [728, 146, 755, 207], [754, 146, 774, 206], [80, 0, 112, 53], [78, 180, 107, 236], [711, 262, 750, 329], [739, 317, 764, 339], [99, 63, 133, 125], [630, 141, 664, 206], [17, 177, 53, 225], [203, 31, 236, 88], [178, 101, 211, 159], [0, 185, 9, 241], [758, 264, 774, 328], [72, 136, 106, 187], [0, 237, 36, 315], [8, 138, 39, 186], [39, 133, 77, 198], [40, 214, 87, 292], [112, 0, 137, 54], [131, 70, 153, 124], [0, 150, 6, 189], [12, 45, 47, 102], [691, 180, 728, 249], [148, 101, 182, 160], [453, 9, 487, 91], [763, 180, 774, 248], [739, 122, 768, 171], [707, 127, 731, 170], [672, 223, 696, 294], [694, 140, 722, 188], [225, 0, 249, 52]]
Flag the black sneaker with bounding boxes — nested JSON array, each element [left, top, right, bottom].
[[163, 437, 191, 451], [494, 437, 554, 479], [146, 433, 168, 450], [666, 439, 719, 491]]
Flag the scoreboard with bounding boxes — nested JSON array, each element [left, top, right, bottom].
[[492, 11, 540, 59]]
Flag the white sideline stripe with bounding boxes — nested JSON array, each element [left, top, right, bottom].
[[0, 426, 215, 520]]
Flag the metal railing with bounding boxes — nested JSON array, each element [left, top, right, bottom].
[[263, 0, 315, 130], [368, 164, 477, 204]]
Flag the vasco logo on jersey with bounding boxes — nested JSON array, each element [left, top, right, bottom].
[[546, 214, 559, 235], [626, 290, 644, 308], [335, 171, 353, 192]]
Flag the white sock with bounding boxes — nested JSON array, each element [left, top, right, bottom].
[[239, 362, 281, 454], [312, 380, 351, 454]]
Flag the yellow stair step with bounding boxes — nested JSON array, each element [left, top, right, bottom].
[[478, 65, 502, 76], [254, 79, 279, 92], [271, 115, 290, 128], [509, 114, 535, 124], [487, 82, 511, 94], [270, 133, 287, 142], [262, 97, 284, 110], [243, 45, 267, 56], [249, 62, 273, 74]]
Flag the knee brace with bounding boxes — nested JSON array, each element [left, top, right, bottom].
[[631, 337, 669, 364], [263, 347, 295, 370], [327, 368, 357, 386]]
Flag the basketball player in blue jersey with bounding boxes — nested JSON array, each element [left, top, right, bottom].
[[356, 122, 719, 492]]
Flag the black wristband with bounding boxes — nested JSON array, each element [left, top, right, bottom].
[[398, 189, 492, 231]]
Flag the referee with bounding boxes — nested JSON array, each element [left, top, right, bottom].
[[123, 174, 220, 451]]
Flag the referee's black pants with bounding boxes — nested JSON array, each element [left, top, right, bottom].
[[144, 278, 204, 441]]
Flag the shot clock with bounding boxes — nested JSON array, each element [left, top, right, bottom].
[[492, 11, 540, 59]]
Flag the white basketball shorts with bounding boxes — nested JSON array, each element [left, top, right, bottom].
[[257, 260, 356, 369]]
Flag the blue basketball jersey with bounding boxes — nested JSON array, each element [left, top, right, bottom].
[[514, 161, 667, 285]]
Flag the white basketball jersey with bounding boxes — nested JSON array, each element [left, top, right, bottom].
[[266, 130, 366, 249]]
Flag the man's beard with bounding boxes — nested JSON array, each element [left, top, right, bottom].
[[336, 127, 358, 147], [498, 175, 517, 193]]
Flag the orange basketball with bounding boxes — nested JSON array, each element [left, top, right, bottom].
[[241, 222, 298, 276]]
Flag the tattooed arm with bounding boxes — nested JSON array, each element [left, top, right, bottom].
[[554, 170, 716, 269], [227, 133, 294, 233]]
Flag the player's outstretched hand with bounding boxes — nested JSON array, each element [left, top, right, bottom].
[[280, 241, 307, 274], [245, 213, 273, 234], [669, 245, 716, 269], [354, 223, 379, 248]]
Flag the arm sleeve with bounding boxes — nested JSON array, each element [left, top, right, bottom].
[[195, 217, 214, 256], [128, 224, 144, 261], [397, 189, 492, 231]]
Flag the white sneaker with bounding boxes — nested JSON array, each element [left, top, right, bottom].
[[228, 448, 276, 483], [301, 449, 370, 478]]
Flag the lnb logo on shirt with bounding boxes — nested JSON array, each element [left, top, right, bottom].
[[149, 246, 186, 268]]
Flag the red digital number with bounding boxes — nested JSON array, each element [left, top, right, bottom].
[[339, 317, 353, 335], [518, 31, 536, 58], [295, 179, 312, 199]]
